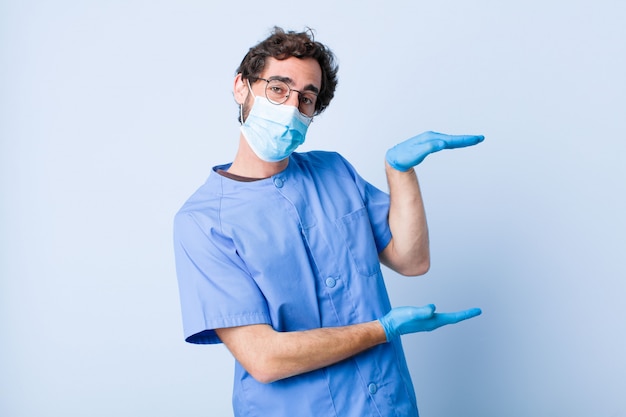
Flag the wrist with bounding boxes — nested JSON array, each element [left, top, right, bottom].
[[385, 159, 415, 173], [376, 317, 394, 342]]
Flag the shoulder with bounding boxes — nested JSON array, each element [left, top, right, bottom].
[[174, 171, 224, 230], [292, 150, 344, 164], [291, 151, 357, 177]]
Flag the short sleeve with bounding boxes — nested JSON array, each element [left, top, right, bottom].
[[173, 210, 271, 344], [335, 154, 392, 253]]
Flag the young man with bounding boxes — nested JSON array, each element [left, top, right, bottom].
[[174, 27, 483, 417]]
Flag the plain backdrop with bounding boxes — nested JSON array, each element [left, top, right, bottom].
[[1, 1, 625, 416]]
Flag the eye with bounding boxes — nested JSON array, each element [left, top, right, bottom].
[[269, 85, 284, 94], [299, 93, 317, 106], [266, 81, 288, 98]]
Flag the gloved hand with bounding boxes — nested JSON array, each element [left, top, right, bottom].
[[385, 131, 485, 171], [378, 304, 482, 341]]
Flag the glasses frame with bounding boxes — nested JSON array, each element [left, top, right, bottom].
[[252, 77, 319, 118]]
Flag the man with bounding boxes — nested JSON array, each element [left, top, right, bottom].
[[174, 27, 483, 417]]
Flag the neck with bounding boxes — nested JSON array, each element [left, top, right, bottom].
[[228, 135, 289, 178]]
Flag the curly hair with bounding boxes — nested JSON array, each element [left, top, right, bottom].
[[236, 27, 339, 115]]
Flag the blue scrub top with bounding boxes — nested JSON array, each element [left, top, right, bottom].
[[174, 151, 419, 417]]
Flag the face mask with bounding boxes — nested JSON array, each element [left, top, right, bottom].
[[240, 85, 312, 163]]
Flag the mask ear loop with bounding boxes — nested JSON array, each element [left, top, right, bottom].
[[246, 78, 256, 97], [240, 78, 257, 125]]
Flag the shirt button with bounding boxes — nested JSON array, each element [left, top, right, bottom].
[[368, 383, 378, 394], [273, 177, 284, 188], [325, 277, 336, 288]]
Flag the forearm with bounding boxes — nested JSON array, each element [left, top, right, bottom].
[[380, 161, 430, 276], [381, 131, 484, 274], [216, 321, 387, 384]]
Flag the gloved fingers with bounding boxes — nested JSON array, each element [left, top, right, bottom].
[[409, 131, 484, 148], [408, 139, 447, 155], [447, 307, 482, 322], [437, 133, 485, 150], [430, 308, 482, 330], [380, 305, 480, 338], [386, 132, 484, 171]]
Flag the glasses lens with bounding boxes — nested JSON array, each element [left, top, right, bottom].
[[297, 92, 317, 117], [264, 79, 317, 118], [265, 80, 289, 105]]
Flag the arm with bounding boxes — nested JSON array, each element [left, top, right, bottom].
[[216, 305, 482, 384], [380, 131, 485, 276], [215, 321, 386, 384], [379, 163, 430, 276]]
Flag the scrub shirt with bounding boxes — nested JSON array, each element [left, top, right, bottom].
[[174, 151, 419, 417]]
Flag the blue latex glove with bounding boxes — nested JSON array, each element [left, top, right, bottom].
[[378, 304, 482, 341], [386, 131, 485, 171]]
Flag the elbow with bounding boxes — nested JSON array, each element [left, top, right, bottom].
[[396, 258, 430, 277], [250, 372, 275, 385], [412, 258, 431, 276], [380, 256, 431, 277], [392, 252, 430, 277], [218, 325, 290, 384], [248, 367, 278, 385], [243, 356, 285, 384]]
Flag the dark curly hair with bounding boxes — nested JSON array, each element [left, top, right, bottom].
[[236, 27, 339, 115]]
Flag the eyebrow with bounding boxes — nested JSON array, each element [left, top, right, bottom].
[[268, 75, 320, 95]]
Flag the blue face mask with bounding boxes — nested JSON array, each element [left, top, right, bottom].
[[240, 85, 312, 163]]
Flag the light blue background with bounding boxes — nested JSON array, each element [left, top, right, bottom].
[[1, 1, 625, 416]]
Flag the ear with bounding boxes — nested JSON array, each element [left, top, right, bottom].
[[233, 73, 249, 105]]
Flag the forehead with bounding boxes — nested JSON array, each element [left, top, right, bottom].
[[260, 57, 322, 89]]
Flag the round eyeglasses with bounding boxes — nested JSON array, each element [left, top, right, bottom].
[[253, 77, 319, 118]]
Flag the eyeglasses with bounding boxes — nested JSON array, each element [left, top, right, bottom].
[[253, 77, 319, 117]]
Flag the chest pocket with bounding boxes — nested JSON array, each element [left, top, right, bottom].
[[335, 207, 381, 277]]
